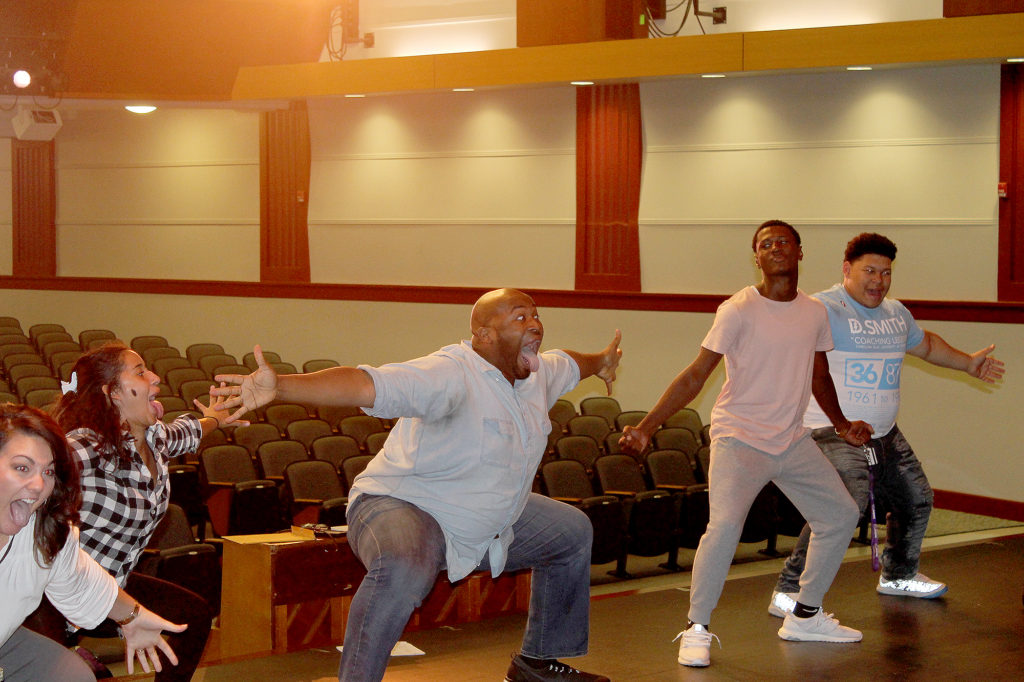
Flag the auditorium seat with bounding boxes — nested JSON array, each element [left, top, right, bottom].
[[645, 448, 710, 550], [243, 350, 281, 370], [664, 407, 704, 442], [310, 434, 361, 473], [130, 335, 169, 355], [233, 423, 282, 458], [566, 415, 612, 450], [302, 358, 339, 373], [186, 343, 225, 367], [286, 418, 334, 454], [166, 367, 208, 395], [614, 410, 648, 430], [138, 503, 221, 613], [580, 396, 622, 427], [338, 415, 387, 452], [540, 459, 629, 575], [283, 459, 348, 527], [78, 329, 116, 350], [593, 454, 682, 572], [653, 427, 701, 458], [200, 444, 283, 536], [265, 403, 313, 436], [548, 398, 577, 433], [28, 324, 68, 349], [256, 440, 309, 483], [555, 435, 603, 472]]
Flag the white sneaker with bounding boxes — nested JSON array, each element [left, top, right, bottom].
[[673, 623, 721, 667], [768, 590, 798, 618], [778, 610, 862, 643], [877, 572, 948, 599]]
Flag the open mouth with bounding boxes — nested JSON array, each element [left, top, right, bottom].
[[520, 340, 541, 373], [149, 392, 164, 420], [9, 497, 36, 528]]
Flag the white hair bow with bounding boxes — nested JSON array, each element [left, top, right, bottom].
[[60, 371, 78, 395]]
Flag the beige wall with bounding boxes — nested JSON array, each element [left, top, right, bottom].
[[54, 108, 261, 281], [0, 288, 1019, 504], [0, 61, 1019, 505]]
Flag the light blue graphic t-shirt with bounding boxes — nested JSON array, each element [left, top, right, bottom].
[[804, 284, 924, 437]]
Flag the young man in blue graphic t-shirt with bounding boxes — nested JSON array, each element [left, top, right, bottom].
[[769, 233, 1005, 614]]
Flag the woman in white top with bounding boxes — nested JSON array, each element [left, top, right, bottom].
[[0, 403, 185, 682]]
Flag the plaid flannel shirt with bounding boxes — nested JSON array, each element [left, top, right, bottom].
[[68, 416, 202, 587]]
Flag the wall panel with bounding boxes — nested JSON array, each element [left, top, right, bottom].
[[54, 108, 261, 280], [307, 89, 577, 287], [638, 65, 1001, 298]]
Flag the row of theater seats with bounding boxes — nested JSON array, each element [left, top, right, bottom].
[[1, 316, 808, 608], [543, 397, 808, 575]]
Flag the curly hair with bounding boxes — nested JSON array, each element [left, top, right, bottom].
[[0, 403, 80, 566], [752, 219, 801, 251], [51, 341, 134, 465], [844, 232, 897, 263]]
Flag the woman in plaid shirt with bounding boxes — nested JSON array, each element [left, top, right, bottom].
[[48, 342, 234, 681]]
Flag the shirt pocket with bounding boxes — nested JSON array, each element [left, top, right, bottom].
[[481, 417, 517, 467]]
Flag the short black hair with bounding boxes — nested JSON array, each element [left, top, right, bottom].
[[752, 219, 801, 251], [844, 233, 897, 263]]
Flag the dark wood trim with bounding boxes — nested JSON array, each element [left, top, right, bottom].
[[4, 276, 1024, 322], [943, 0, 1024, 17], [934, 488, 1024, 522], [259, 101, 312, 283], [11, 140, 57, 278], [998, 63, 1024, 301], [575, 83, 643, 292]]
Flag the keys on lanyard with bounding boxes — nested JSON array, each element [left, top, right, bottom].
[[864, 443, 880, 571]]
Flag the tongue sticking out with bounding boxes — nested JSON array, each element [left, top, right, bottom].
[[521, 347, 540, 373], [151, 399, 165, 420], [9, 499, 34, 528]]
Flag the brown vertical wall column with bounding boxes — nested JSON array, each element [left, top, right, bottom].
[[998, 63, 1024, 301], [260, 100, 312, 283], [575, 83, 643, 292], [11, 139, 57, 277]]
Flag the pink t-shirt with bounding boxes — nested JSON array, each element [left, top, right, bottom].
[[703, 286, 832, 455]]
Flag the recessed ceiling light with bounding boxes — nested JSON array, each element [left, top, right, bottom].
[[124, 105, 156, 114], [847, 66, 873, 71], [344, 94, 366, 98], [570, 81, 594, 86], [452, 88, 474, 92], [1008, 57, 1024, 63], [701, 74, 726, 78]]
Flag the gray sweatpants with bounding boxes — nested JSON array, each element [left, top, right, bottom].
[[687, 435, 859, 626], [0, 627, 93, 682]]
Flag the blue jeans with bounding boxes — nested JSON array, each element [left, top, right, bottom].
[[338, 493, 593, 681], [776, 424, 934, 592]]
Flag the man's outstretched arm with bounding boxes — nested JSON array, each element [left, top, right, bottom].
[[212, 345, 376, 422]]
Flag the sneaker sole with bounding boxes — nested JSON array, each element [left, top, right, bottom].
[[679, 658, 710, 667], [777, 628, 862, 643], [767, 604, 791, 618], [876, 584, 948, 599]]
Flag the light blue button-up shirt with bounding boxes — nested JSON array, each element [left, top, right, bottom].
[[350, 341, 579, 581]]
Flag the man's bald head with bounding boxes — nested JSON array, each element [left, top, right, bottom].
[[471, 288, 532, 336]]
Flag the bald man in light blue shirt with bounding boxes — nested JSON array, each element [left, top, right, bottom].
[[215, 288, 621, 682]]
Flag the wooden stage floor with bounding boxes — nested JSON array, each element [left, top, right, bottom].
[[167, 529, 1024, 681]]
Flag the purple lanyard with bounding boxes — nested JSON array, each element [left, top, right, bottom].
[[864, 443, 880, 571]]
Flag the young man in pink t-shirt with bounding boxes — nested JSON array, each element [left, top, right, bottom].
[[621, 219, 873, 668]]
